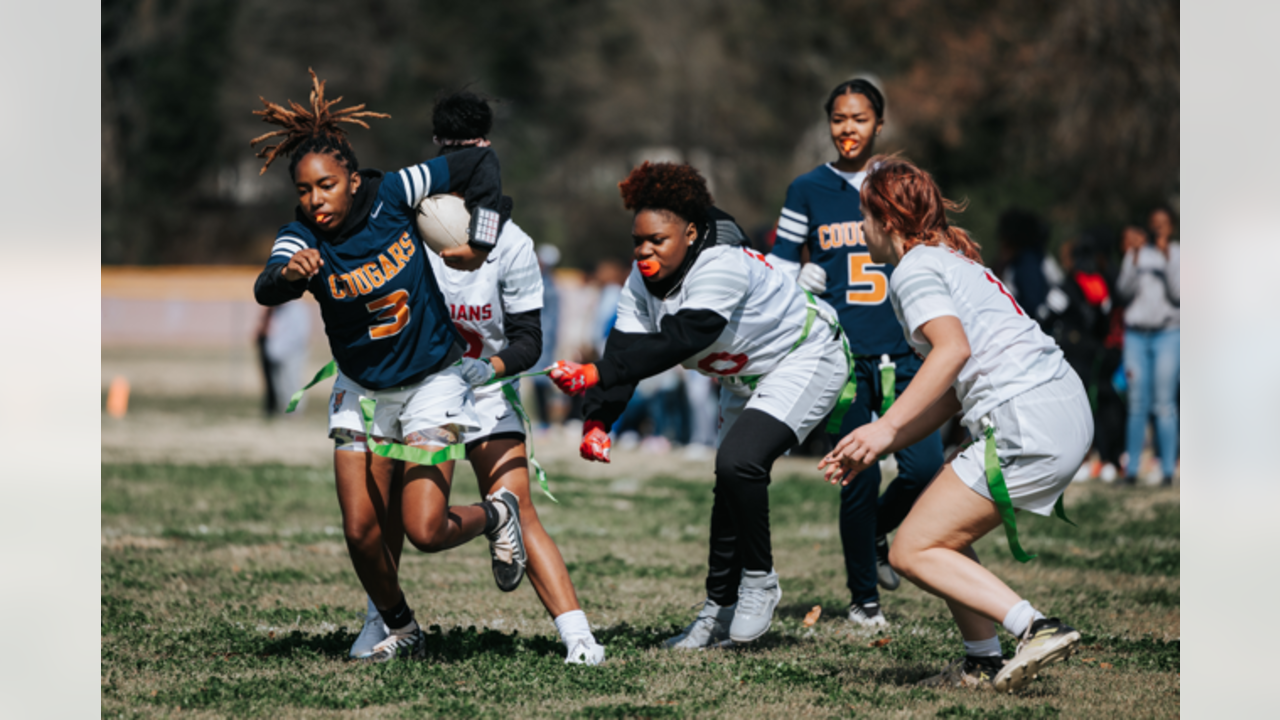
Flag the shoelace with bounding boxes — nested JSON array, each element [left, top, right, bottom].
[[490, 515, 520, 564], [736, 584, 773, 615]]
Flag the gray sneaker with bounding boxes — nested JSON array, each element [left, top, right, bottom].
[[665, 599, 736, 650], [349, 596, 389, 659], [875, 535, 900, 591], [729, 569, 782, 643], [484, 488, 527, 592]]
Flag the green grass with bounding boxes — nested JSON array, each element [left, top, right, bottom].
[[102, 461, 1179, 718]]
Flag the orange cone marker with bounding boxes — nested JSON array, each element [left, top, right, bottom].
[[106, 376, 130, 418]]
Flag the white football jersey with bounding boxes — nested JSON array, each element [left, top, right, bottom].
[[426, 220, 543, 366], [889, 245, 1069, 426], [614, 245, 837, 387]]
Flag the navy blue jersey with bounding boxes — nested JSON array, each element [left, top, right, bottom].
[[266, 158, 460, 389], [771, 164, 910, 356]]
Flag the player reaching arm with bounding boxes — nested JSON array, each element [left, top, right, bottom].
[[548, 162, 853, 648], [819, 157, 1092, 692]]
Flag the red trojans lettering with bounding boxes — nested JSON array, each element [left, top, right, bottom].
[[449, 304, 493, 322], [697, 351, 749, 375]]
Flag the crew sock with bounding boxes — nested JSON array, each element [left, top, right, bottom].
[[481, 500, 504, 535], [963, 635, 1003, 658], [381, 594, 415, 631], [1002, 600, 1045, 638]]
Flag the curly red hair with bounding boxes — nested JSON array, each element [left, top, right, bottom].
[[861, 155, 982, 263], [618, 161, 714, 223]]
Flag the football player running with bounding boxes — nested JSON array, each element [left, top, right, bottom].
[[548, 162, 851, 648], [348, 91, 605, 666], [820, 157, 1091, 692], [251, 71, 524, 664], [766, 79, 943, 630]]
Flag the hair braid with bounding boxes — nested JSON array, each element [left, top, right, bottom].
[[249, 68, 390, 176]]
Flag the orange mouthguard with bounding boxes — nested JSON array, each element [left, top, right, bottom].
[[840, 139, 857, 153], [638, 260, 660, 277]]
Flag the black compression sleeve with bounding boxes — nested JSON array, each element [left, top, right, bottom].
[[443, 147, 502, 217], [254, 264, 309, 306], [493, 310, 543, 377], [582, 329, 641, 427], [594, 309, 728, 388]]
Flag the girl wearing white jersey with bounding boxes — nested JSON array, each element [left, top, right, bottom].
[[820, 157, 1091, 693], [347, 92, 605, 666], [548, 162, 851, 647]]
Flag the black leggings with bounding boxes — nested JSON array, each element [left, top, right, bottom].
[[705, 409, 797, 606]]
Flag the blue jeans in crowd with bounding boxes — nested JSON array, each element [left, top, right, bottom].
[[1123, 327, 1180, 480], [830, 353, 944, 607]]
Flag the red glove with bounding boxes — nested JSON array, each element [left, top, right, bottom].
[[548, 360, 600, 395], [580, 420, 611, 463]]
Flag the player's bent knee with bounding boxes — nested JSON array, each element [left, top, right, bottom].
[[405, 521, 449, 553]]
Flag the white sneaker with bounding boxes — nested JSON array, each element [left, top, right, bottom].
[[1099, 463, 1118, 483], [848, 602, 888, 629], [349, 597, 389, 659], [665, 599, 736, 649], [367, 619, 425, 663], [729, 569, 782, 643], [484, 487, 527, 592], [565, 638, 606, 665]]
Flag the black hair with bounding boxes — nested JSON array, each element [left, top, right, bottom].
[[433, 91, 494, 141], [824, 78, 885, 119]]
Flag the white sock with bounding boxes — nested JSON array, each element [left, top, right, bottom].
[[553, 609, 594, 648], [1002, 600, 1045, 637], [963, 636, 1003, 658]]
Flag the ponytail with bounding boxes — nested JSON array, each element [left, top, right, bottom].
[[861, 155, 982, 263]]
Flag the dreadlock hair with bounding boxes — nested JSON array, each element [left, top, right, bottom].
[[824, 78, 885, 119], [861, 155, 983, 263], [617, 162, 714, 226], [249, 68, 390, 176], [433, 91, 494, 144]]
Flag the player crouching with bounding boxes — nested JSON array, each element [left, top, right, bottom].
[[548, 162, 852, 647], [820, 156, 1089, 692]]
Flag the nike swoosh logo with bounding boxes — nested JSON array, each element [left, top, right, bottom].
[[371, 202, 383, 219], [485, 255, 498, 264], [446, 410, 461, 418]]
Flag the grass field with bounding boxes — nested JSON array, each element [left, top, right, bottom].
[[102, 368, 1179, 719]]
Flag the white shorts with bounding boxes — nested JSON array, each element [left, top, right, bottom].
[[328, 366, 480, 445], [717, 322, 850, 447], [460, 385, 526, 447], [951, 370, 1093, 516]]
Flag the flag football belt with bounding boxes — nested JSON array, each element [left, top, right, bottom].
[[732, 290, 857, 434], [981, 416, 1074, 562], [286, 360, 558, 500]]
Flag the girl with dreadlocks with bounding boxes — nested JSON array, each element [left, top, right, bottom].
[[819, 156, 1090, 692], [548, 162, 852, 647], [349, 91, 604, 666], [251, 70, 523, 664]]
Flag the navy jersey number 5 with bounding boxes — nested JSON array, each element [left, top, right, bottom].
[[769, 165, 910, 357]]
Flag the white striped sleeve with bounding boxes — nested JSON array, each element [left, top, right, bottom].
[[775, 214, 808, 244], [498, 228, 544, 314], [395, 162, 435, 209], [682, 250, 749, 319], [268, 234, 310, 264], [891, 253, 957, 342]]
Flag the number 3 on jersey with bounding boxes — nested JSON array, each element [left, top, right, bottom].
[[366, 289, 410, 339], [846, 252, 888, 305]]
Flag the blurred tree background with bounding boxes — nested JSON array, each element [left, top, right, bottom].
[[101, 0, 1178, 267]]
